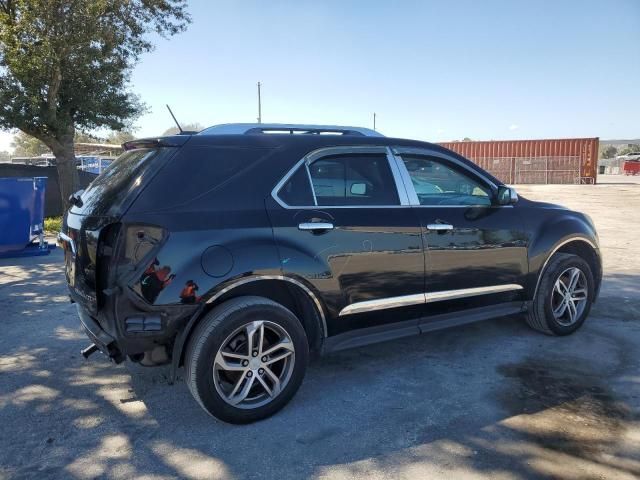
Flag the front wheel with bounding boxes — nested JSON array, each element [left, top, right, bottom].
[[526, 253, 595, 335], [185, 296, 309, 423]]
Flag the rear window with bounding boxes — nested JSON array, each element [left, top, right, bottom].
[[71, 148, 174, 217]]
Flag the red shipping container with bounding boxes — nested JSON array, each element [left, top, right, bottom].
[[438, 138, 599, 184]]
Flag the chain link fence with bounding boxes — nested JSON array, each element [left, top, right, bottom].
[[471, 156, 582, 184]]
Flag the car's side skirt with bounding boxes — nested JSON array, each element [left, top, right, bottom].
[[322, 301, 525, 354]]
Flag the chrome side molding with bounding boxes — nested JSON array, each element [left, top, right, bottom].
[[339, 293, 426, 316], [425, 284, 523, 303], [339, 284, 523, 316]]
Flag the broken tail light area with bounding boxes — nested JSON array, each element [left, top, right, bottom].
[[116, 224, 174, 305], [122, 224, 167, 265]]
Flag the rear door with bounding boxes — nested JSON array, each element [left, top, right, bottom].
[[391, 147, 529, 318], [267, 146, 425, 336]]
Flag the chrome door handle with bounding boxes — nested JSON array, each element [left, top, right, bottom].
[[426, 223, 453, 232], [298, 222, 334, 231]]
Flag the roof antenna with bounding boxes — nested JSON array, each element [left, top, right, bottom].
[[166, 104, 183, 134]]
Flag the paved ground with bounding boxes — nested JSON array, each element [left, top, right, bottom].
[[1, 179, 639, 480]]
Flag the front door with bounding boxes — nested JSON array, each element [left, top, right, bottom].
[[267, 146, 425, 336], [392, 148, 529, 317]]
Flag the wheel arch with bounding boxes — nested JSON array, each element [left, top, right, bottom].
[[171, 275, 327, 377], [530, 237, 602, 302]]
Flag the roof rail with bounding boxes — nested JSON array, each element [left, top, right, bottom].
[[198, 123, 384, 137]]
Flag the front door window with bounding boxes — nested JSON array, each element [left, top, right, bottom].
[[401, 155, 491, 206]]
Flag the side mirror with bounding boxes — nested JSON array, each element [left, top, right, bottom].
[[497, 186, 518, 205]]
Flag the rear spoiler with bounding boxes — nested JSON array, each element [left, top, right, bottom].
[[122, 135, 192, 151]]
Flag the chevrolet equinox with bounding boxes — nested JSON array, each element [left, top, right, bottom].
[[60, 123, 602, 423]]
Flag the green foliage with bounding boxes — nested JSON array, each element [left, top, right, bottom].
[[11, 131, 49, 156], [0, 0, 190, 137], [599, 145, 618, 159], [105, 130, 136, 145], [11, 129, 135, 156], [162, 123, 204, 136], [618, 144, 640, 156], [0, 0, 190, 199], [75, 131, 104, 144], [44, 216, 62, 234]]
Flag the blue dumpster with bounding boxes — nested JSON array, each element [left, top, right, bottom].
[[0, 177, 55, 258]]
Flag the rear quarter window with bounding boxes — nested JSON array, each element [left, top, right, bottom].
[[130, 145, 276, 212]]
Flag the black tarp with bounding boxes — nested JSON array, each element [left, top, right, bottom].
[[0, 164, 96, 217]]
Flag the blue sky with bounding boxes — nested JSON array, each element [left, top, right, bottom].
[[3, 0, 639, 150]]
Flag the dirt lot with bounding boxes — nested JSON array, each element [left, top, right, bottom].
[[1, 177, 639, 480]]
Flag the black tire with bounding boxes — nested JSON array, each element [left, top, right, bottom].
[[185, 296, 309, 424], [526, 253, 595, 335]]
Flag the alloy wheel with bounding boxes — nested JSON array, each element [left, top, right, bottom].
[[213, 320, 295, 409], [551, 267, 588, 326]]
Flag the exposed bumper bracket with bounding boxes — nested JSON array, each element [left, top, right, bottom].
[[76, 304, 124, 363], [81, 343, 99, 359]]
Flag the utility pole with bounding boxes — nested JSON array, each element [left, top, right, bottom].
[[373, 112, 376, 131], [257, 82, 262, 123]]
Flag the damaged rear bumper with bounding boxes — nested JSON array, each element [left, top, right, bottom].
[[76, 304, 125, 363]]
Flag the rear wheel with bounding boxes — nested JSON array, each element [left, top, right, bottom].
[[526, 253, 594, 335], [185, 296, 309, 423]]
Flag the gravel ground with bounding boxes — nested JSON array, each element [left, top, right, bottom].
[[0, 176, 639, 480]]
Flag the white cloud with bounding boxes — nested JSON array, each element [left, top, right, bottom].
[[436, 128, 445, 135], [508, 124, 519, 131]]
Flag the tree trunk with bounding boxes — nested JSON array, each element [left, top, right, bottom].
[[51, 136, 79, 209]]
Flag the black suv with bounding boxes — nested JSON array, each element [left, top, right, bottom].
[[60, 123, 602, 423]]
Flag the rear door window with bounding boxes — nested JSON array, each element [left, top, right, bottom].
[[309, 153, 399, 206]]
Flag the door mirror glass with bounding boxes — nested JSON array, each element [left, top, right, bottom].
[[350, 182, 368, 196], [497, 186, 518, 205]]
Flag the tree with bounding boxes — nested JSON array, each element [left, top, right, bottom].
[[106, 130, 136, 146], [0, 1, 190, 203], [11, 131, 49, 157], [162, 123, 204, 136], [75, 130, 103, 144], [599, 145, 618, 159], [619, 144, 640, 156]]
